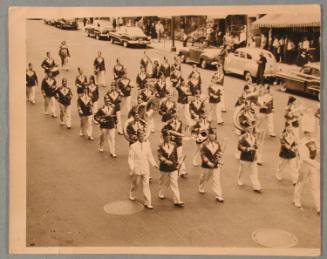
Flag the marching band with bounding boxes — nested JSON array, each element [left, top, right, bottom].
[[26, 49, 320, 213]]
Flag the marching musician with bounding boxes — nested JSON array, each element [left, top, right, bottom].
[[257, 85, 276, 137], [176, 80, 192, 128], [75, 67, 88, 96], [93, 51, 106, 87], [214, 65, 226, 112], [104, 82, 123, 135], [117, 73, 133, 114], [235, 84, 258, 107], [171, 55, 181, 72], [41, 72, 57, 118], [159, 56, 171, 78], [125, 112, 148, 146], [276, 122, 298, 184], [88, 75, 99, 124], [157, 130, 185, 207], [139, 84, 156, 133], [26, 63, 38, 104], [199, 128, 224, 203], [170, 65, 183, 93], [159, 93, 177, 123], [58, 41, 70, 70], [237, 125, 262, 193], [136, 66, 148, 90], [128, 129, 158, 209], [140, 51, 150, 71], [188, 65, 202, 96], [55, 78, 73, 129], [77, 87, 94, 140], [162, 113, 188, 178], [152, 59, 161, 79], [284, 96, 303, 141], [41, 52, 59, 77], [128, 95, 147, 120], [154, 74, 169, 101], [189, 89, 206, 126], [94, 97, 118, 157], [293, 128, 320, 215], [113, 58, 126, 81], [208, 75, 224, 125]]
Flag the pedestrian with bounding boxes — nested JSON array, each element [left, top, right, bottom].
[[94, 97, 118, 157], [155, 20, 164, 43], [93, 51, 106, 87], [41, 72, 57, 117], [55, 78, 73, 129], [26, 63, 38, 104], [157, 130, 185, 207], [117, 73, 133, 115], [128, 129, 158, 209], [41, 52, 59, 77], [77, 87, 94, 140], [198, 127, 224, 202], [293, 129, 320, 215], [237, 125, 262, 193], [113, 58, 125, 81], [75, 67, 88, 96], [87, 75, 99, 124], [256, 52, 267, 85], [58, 41, 70, 71], [276, 122, 299, 185], [135, 66, 148, 90], [208, 75, 224, 125]]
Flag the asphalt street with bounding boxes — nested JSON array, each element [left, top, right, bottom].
[[26, 20, 320, 248]]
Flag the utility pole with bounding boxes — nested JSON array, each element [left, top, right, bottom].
[[171, 16, 176, 52]]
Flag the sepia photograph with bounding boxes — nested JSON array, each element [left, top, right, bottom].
[[9, 4, 321, 255]]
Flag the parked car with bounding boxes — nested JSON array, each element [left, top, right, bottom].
[[56, 18, 78, 30], [276, 62, 320, 100], [109, 26, 151, 48], [224, 47, 278, 80], [177, 43, 222, 69], [85, 20, 114, 40]]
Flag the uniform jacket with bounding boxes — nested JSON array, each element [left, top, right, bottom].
[[41, 78, 57, 97], [201, 141, 221, 169], [105, 90, 122, 111], [77, 94, 93, 116], [94, 57, 106, 72], [136, 72, 148, 90], [189, 99, 205, 119], [55, 86, 73, 106], [26, 70, 38, 87], [160, 62, 171, 77], [117, 78, 132, 97], [94, 105, 117, 129], [238, 133, 258, 162], [159, 99, 176, 122], [279, 131, 297, 159], [188, 75, 201, 96], [58, 46, 70, 57], [208, 83, 222, 103], [75, 74, 88, 94], [170, 70, 183, 88], [154, 80, 169, 99], [258, 94, 274, 114], [162, 119, 183, 147], [176, 84, 191, 104], [158, 142, 178, 172], [41, 58, 57, 74], [113, 64, 125, 80], [212, 71, 224, 85], [126, 119, 147, 145], [88, 83, 99, 103], [284, 106, 300, 128]]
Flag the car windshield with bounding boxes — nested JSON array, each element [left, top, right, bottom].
[[125, 27, 144, 34]]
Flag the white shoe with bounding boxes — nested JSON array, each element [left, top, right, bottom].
[[158, 194, 165, 199], [60, 121, 65, 126], [198, 188, 205, 194], [275, 172, 282, 181], [216, 196, 224, 203], [237, 178, 244, 186], [79, 131, 84, 136], [98, 147, 104, 152], [129, 192, 135, 201], [293, 201, 302, 208]]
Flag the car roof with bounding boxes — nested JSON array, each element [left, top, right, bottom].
[[304, 62, 320, 71], [235, 47, 272, 56]]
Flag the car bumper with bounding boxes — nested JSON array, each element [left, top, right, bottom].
[[127, 40, 151, 45]]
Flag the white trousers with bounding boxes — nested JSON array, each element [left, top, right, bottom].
[[116, 110, 123, 133], [193, 144, 202, 166], [258, 112, 275, 135], [208, 102, 223, 124], [177, 103, 192, 126], [26, 86, 36, 102], [220, 93, 226, 111], [177, 146, 187, 175], [199, 168, 223, 197], [130, 173, 152, 206], [238, 160, 262, 190], [92, 101, 98, 117], [80, 115, 93, 137], [159, 170, 182, 203], [146, 109, 155, 132], [99, 128, 116, 154], [44, 96, 57, 116], [294, 162, 320, 211], [276, 157, 298, 184], [59, 104, 71, 127], [121, 96, 131, 115], [96, 70, 106, 87]]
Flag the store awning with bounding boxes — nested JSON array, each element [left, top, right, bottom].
[[253, 13, 320, 28], [207, 15, 227, 20]]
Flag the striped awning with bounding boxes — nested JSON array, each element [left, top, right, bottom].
[[253, 13, 320, 28]]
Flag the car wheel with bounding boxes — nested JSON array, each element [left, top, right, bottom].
[[96, 34, 99, 40], [244, 71, 252, 81], [123, 41, 129, 48], [200, 59, 207, 69], [179, 54, 186, 63], [110, 37, 115, 44], [279, 81, 287, 92]]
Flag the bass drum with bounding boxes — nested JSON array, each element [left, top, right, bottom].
[[233, 104, 245, 131]]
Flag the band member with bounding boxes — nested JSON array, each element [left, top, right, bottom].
[[159, 56, 171, 78], [208, 76, 224, 125], [41, 72, 57, 117], [159, 93, 177, 123], [235, 84, 258, 107], [140, 51, 150, 71], [237, 125, 262, 193], [284, 96, 304, 141], [293, 129, 320, 214], [75, 67, 88, 96], [276, 122, 298, 184], [189, 89, 206, 126], [170, 65, 183, 93], [26, 63, 38, 104], [162, 113, 188, 178], [176, 80, 192, 128], [117, 73, 133, 114], [104, 82, 123, 134], [88, 75, 99, 123], [171, 55, 181, 72], [94, 97, 118, 157], [188, 65, 202, 96], [128, 130, 158, 209], [199, 128, 224, 202], [77, 87, 94, 140], [139, 84, 156, 133], [154, 74, 169, 100], [157, 130, 184, 207], [58, 41, 70, 70], [136, 66, 148, 90], [41, 52, 59, 77], [113, 58, 125, 81], [94, 51, 106, 87], [215, 65, 226, 112], [152, 59, 161, 79], [257, 85, 276, 137], [125, 112, 148, 146], [55, 78, 73, 129], [128, 95, 147, 120]]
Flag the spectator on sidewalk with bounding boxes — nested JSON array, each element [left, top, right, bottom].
[[155, 21, 164, 43]]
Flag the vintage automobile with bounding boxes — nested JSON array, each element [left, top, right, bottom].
[[177, 43, 222, 69], [224, 47, 278, 80], [85, 20, 115, 40], [276, 62, 320, 100], [109, 26, 151, 48], [55, 18, 78, 30]]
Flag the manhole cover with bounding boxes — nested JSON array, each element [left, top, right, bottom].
[[252, 228, 298, 248], [104, 200, 144, 215]]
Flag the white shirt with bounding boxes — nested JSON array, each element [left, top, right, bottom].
[[128, 140, 156, 175]]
